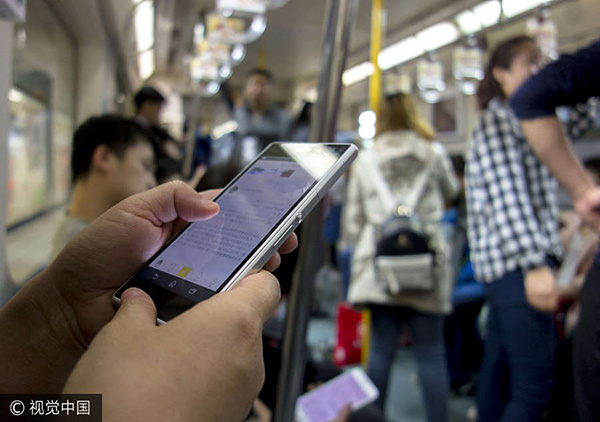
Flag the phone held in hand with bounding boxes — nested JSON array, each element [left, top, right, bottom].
[[296, 367, 379, 422], [113, 142, 358, 323]]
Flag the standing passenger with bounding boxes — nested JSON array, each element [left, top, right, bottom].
[[134, 86, 185, 183], [508, 38, 600, 422], [465, 36, 559, 422], [231, 69, 291, 164], [344, 93, 458, 422]]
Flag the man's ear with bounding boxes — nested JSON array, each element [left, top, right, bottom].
[[492, 66, 505, 87], [91, 144, 117, 175]]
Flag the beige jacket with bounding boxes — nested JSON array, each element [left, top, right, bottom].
[[343, 131, 459, 315]]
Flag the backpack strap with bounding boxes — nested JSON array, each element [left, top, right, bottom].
[[360, 146, 434, 216], [360, 149, 396, 215], [403, 146, 434, 212]]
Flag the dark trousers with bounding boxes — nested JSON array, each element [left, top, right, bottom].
[[477, 269, 557, 422], [368, 305, 448, 422], [573, 262, 600, 422], [444, 298, 484, 391]]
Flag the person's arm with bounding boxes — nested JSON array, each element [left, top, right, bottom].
[[0, 273, 85, 392], [0, 182, 297, 393], [511, 39, 600, 232], [518, 117, 600, 233], [471, 110, 557, 311]]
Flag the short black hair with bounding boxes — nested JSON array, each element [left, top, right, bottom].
[[246, 68, 274, 83], [134, 86, 166, 110], [71, 115, 151, 182]]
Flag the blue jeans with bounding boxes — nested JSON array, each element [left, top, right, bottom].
[[367, 305, 449, 422], [477, 269, 557, 422]]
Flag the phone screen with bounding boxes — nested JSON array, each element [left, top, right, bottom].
[[116, 143, 353, 317], [296, 368, 379, 422]]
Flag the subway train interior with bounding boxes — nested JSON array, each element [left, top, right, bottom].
[[1, 0, 600, 421]]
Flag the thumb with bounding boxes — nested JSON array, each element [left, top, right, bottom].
[[114, 288, 157, 327]]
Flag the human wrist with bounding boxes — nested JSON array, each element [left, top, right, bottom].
[[571, 178, 596, 204], [0, 271, 86, 392], [525, 265, 549, 278]]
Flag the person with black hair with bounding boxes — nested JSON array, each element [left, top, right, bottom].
[[232, 69, 291, 164], [133, 85, 196, 184], [134, 86, 166, 128], [508, 38, 600, 422], [50, 115, 156, 259], [465, 35, 560, 422]]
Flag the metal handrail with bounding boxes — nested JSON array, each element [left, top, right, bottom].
[[0, 21, 15, 304], [273, 0, 359, 420]]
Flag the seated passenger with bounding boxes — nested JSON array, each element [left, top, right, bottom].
[[51, 115, 156, 259]]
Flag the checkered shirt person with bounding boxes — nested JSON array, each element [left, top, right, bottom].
[[466, 98, 563, 283]]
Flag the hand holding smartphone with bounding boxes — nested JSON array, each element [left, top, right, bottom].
[[113, 142, 357, 322]]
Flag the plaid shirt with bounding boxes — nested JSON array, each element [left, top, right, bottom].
[[466, 99, 562, 283]]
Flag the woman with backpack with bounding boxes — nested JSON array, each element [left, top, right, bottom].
[[343, 93, 459, 422]]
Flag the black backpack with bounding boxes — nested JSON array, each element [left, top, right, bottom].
[[361, 149, 435, 294]]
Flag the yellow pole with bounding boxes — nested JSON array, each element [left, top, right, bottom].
[[369, 0, 384, 117], [257, 48, 267, 70]]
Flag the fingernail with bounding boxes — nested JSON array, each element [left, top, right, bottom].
[[122, 288, 145, 300], [200, 198, 219, 211]]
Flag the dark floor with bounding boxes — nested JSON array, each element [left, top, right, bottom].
[[307, 318, 476, 422]]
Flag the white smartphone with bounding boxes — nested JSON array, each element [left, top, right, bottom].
[[295, 367, 379, 422], [113, 142, 358, 322]]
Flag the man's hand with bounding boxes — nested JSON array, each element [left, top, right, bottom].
[[525, 266, 558, 313], [64, 274, 279, 422], [49, 181, 296, 345], [48, 182, 220, 346], [0, 182, 297, 392], [575, 186, 600, 235]]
